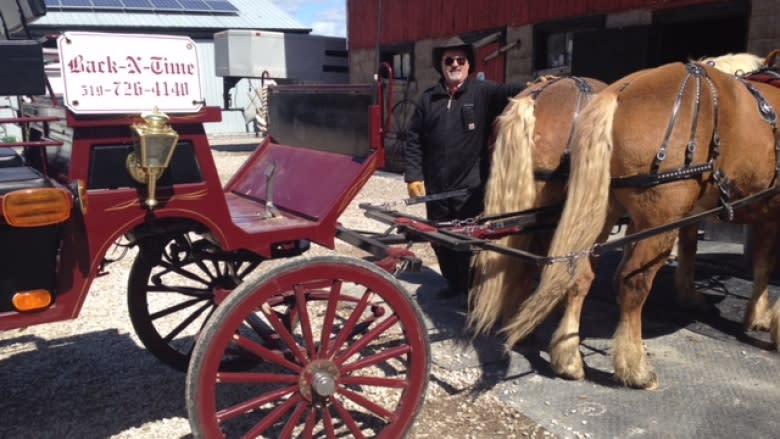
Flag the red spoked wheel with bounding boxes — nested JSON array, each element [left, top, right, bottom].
[[186, 256, 430, 438]]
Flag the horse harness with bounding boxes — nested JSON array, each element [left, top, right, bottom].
[[530, 76, 596, 181], [611, 63, 780, 222]]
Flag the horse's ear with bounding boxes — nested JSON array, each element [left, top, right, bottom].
[[764, 49, 780, 67]]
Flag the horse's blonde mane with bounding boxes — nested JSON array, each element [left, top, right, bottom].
[[697, 52, 765, 76]]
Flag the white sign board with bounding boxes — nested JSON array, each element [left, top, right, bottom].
[[57, 32, 204, 114]]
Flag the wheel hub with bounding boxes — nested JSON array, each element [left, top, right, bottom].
[[299, 359, 340, 402]]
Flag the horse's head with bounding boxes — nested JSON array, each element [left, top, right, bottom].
[[697, 52, 765, 76]]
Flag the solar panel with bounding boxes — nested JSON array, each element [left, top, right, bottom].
[[47, 0, 239, 13], [179, 0, 211, 11], [92, 0, 124, 7], [59, 0, 92, 7], [205, 0, 238, 12], [148, 0, 183, 10], [121, 0, 153, 9]]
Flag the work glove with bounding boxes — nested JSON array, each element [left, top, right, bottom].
[[407, 181, 426, 198]]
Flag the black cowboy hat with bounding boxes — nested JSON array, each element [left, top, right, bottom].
[[432, 36, 476, 75]]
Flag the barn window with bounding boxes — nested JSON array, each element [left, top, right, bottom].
[[380, 44, 414, 81]]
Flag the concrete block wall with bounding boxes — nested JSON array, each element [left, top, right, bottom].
[[747, 0, 780, 58]]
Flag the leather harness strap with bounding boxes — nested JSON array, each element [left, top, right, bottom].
[[612, 64, 780, 223], [532, 76, 594, 181]]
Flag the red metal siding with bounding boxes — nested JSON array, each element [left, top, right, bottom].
[[349, 0, 721, 49]]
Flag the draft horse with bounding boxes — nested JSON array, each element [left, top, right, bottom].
[[498, 53, 780, 389], [469, 54, 766, 382], [469, 76, 608, 342]]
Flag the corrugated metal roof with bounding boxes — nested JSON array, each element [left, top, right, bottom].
[[35, 0, 309, 32]]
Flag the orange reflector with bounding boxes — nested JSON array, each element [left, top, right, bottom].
[[2, 188, 72, 227], [12, 289, 53, 312]]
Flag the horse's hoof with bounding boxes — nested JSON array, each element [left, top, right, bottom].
[[744, 316, 771, 332], [615, 371, 658, 390], [557, 368, 586, 381], [552, 359, 586, 381]]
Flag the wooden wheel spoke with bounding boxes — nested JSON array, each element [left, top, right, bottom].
[[237, 260, 261, 278], [331, 398, 367, 439], [277, 401, 308, 439], [327, 289, 372, 357], [216, 372, 298, 385], [318, 280, 342, 357], [338, 386, 395, 423], [322, 406, 337, 439], [339, 375, 408, 389], [242, 394, 303, 439], [294, 284, 316, 358], [261, 302, 309, 364], [145, 285, 212, 298], [149, 297, 207, 320], [302, 407, 317, 439], [158, 260, 212, 285], [161, 301, 212, 342], [233, 334, 303, 373], [335, 315, 399, 364], [341, 345, 411, 374], [215, 385, 297, 423]]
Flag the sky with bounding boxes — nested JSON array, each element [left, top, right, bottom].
[[269, 0, 347, 38]]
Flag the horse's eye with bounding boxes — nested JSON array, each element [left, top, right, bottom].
[[706, 60, 715, 66]]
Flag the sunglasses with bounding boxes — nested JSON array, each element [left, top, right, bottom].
[[443, 56, 468, 66]]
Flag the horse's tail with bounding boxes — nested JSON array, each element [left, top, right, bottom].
[[469, 94, 537, 335], [502, 90, 618, 347]]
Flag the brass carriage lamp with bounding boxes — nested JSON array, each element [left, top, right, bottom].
[[127, 108, 180, 209]]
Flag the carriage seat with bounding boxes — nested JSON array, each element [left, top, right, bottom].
[[0, 148, 23, 168], [0, 166, 51, 196]]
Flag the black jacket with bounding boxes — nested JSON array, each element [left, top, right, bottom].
[[404, 78, 524, 219]]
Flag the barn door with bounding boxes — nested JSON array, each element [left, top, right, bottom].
[[474, 40, 505, 83], [571, 26, 650, 83]]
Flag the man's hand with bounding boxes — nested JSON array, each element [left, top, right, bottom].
[[407, 181, 426, 198]]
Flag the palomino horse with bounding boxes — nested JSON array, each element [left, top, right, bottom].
[[470, 54, 766, 382], [497, 53, 780, 390], [469, 76, 607, 341]]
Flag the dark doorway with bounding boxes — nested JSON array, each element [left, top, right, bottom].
[[571, 25, 651, 83], [651, 0, 750, 66], [569, 0, 749, 83]]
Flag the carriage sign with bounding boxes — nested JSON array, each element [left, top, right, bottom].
[[57, 32, 204, 114]]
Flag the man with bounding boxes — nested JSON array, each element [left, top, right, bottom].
[[405, 36, 524, 297]]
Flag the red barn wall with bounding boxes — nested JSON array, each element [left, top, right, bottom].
[[348, 0, 720, 49]]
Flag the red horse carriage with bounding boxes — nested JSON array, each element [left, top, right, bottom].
[[1, 28, 432, 437]]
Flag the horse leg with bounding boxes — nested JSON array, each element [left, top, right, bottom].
[[550, 210, 622, 380], [549, 259, 594, 380], [744, 222, 778, 332], [770, 295, 780, 350], [613, 231, 677, 390], [675, 223, 707, 309]]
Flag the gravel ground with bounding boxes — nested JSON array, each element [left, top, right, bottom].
[[0, 149, 550, 438]]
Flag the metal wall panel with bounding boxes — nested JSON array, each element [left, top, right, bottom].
[[349, 0, 721, 49]]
